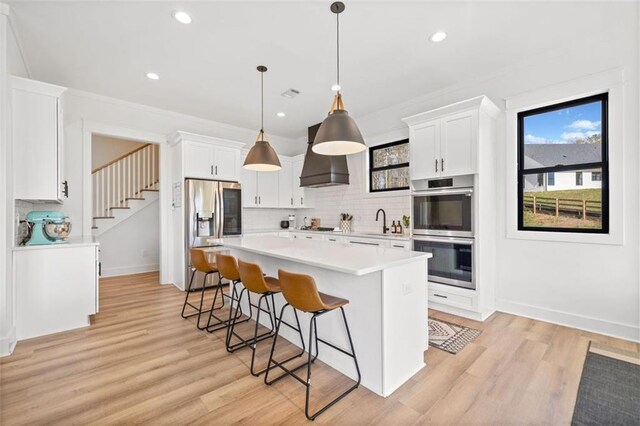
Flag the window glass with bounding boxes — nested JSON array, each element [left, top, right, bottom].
[[518, 93, 608, 233], [369, 140, 409, 192]]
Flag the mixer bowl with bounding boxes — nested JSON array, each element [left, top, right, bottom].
[[43, 221, 72, 241]]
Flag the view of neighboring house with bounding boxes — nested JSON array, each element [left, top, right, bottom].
[[523, 143, 602, 192]]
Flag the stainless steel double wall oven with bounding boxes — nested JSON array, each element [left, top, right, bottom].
[[412, 176, 475, 290]]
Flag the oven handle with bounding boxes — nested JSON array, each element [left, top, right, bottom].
[[411, 187, 473, 197], [412, 236, 474, 245]]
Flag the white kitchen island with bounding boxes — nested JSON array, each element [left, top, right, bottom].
[[224, 236, 431, 397]]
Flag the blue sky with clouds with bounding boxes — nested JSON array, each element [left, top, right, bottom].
[[524, 101, 602, 144]]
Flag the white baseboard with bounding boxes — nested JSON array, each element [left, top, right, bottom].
[[496, 299, 640, 343], [101, 263, 159, 277], [0, 327, 17, 357]]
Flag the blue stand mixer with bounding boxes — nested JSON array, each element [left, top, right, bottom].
[[25, 211, 72, 245]]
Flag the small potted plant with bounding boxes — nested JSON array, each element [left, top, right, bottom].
[[402, 215, 410, 236]]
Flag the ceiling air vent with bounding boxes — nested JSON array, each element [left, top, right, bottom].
[[281, 88, 300, 99]]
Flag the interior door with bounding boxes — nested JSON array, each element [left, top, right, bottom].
[[410, 120, 441, 180], [440, 110, 477, 177]]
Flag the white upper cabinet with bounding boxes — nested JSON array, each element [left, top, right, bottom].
[[256, 171, 279, 208], [173, 132, 243, 182], [409, 120, 440, 180], [184, 140, 214, 179], [12, 77, 66, 202], [214, 146, 241, 181], [440, 110, 478, 177], [403, 96, 498, 181], [291, 158, 313, 208], [241, 163, 258, 207], [278, 158, 294, 208]]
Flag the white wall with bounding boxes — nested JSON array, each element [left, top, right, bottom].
[[97, 199, 159, 277], [91, 135, 145, 170]]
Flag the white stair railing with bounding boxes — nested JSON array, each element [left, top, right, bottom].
[[92, 144, 159, 219]]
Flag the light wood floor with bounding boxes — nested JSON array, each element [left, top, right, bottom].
[[1, 272, 638, 425]]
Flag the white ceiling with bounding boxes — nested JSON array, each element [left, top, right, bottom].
[[7, 1, 627, 139]]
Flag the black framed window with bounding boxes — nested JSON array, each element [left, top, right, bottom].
[[517, 93, 609, 233], [369, 139, 409, 192]]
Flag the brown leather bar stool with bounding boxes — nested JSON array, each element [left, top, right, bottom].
[[181, 248, 223, 330], [227, 259, 305, 376], [204, 253, 253, 333], [264, 269, 361, 421]]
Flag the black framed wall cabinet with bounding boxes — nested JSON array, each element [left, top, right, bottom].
[[368, 139, 410, 193], [517, 93, 609, 234]]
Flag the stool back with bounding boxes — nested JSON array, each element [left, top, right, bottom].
[[216, 253, 240, 281], [237, 260, 270, 294], [190, 248, 214, 272], [277, 269, 325, 313]]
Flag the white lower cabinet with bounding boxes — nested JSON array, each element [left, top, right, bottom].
[[14, 243, 100, 340]]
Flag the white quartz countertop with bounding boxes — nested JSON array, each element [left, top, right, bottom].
[[223, 236, 430, 276], [13, 236, 99, 251], [243, 228, 411, 241]]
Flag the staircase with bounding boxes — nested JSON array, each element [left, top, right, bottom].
[[92, 143, 159, 236]]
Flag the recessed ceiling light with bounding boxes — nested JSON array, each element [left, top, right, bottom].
[[430, 31, 447, 42], [276, 112, 286, 117], [331, 84, 341, 91], [146, 72, 159, 80], [173, 11, 192, 24]]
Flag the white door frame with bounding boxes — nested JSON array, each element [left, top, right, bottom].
[[82, 120, 172, 285]]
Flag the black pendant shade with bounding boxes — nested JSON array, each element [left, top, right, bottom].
[[244, 138, 281, 172], [313, 109, 365, 156], [311, 2, 365, 156], [243, 65, 281, 171]]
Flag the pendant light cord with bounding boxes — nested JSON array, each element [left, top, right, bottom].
[[260, 70, 264, 140], [336, 12, 340, 93]]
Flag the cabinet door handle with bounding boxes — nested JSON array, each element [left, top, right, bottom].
[[258, 196, 261, 204], [254, 196, 257, 205], [62, 180, 69, 198], [393, 244, 404, 248], [215, 165, 218, 175], [305, 236, 313, 239], [301, 197, 304, 205], [211, 165, 214, 175], [291, 197, 293, 206], [433, 293, 448, 299], [441, 158, 444, 171], [435, 159, 438, 172]]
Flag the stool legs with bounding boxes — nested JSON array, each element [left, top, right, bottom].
[[205, 279, 252, 333], [264, 306, 361, 421], [180, 270, 225, 330]]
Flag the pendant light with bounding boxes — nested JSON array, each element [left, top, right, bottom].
[[312, 1, 365, 156], [243, 65, 282, 171]]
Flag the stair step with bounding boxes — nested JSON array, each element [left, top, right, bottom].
[[126, 197, 145, 201], [141, 189, 159, 192], [110, 206, 131, 210], [93, 216, 115, 219]]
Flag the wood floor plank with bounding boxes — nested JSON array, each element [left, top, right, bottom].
[[1, 271, 635, 425]]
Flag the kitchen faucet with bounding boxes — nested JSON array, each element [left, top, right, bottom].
[[375, 209, 389, 234]]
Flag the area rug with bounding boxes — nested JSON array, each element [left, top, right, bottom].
[[571, 342, 640, 426], [428, 317, 481, 354]]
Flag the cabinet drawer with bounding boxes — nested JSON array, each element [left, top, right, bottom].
[[429, 288, 474, 309], [388, 241, 410, 250]]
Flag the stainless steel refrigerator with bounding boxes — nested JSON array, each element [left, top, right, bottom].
[[185, 179, 242, 289]]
